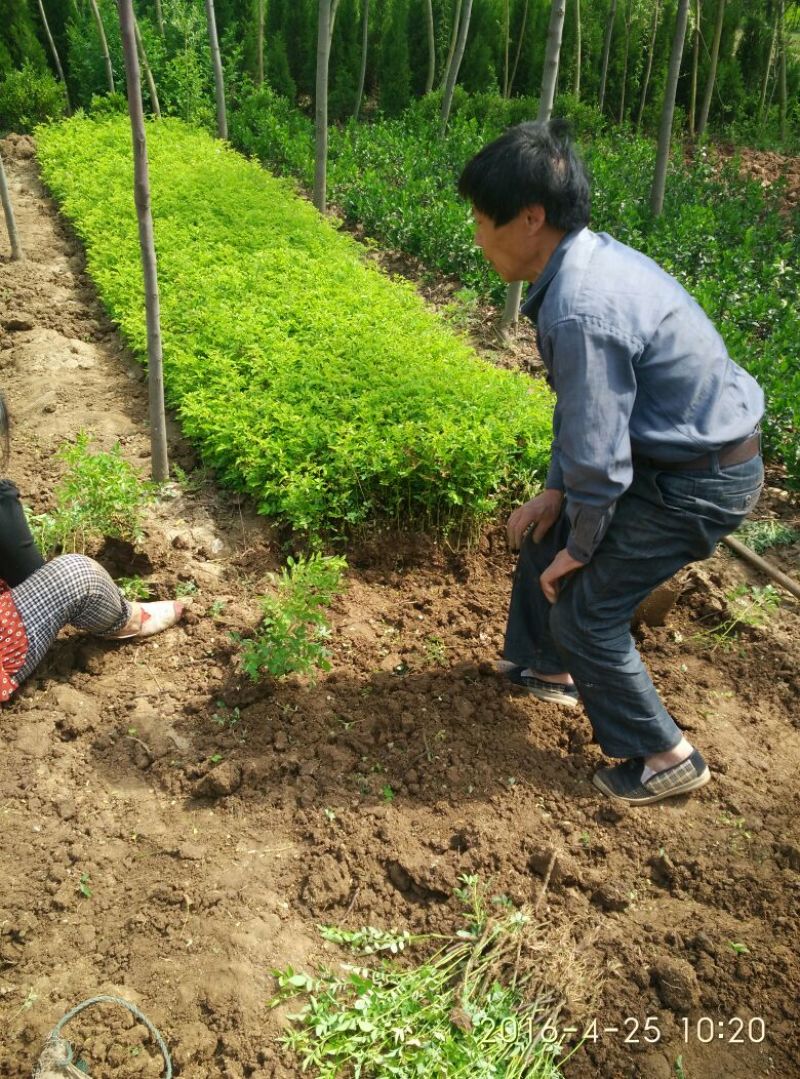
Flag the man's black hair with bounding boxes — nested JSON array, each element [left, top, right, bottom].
[[458, 119, 590, 230]]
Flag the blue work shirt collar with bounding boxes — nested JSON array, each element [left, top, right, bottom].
[[520, 227, 587, 323]]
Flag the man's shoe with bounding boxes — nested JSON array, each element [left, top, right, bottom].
[[592, 749, 710, 805], [505, 667, 580, 709]]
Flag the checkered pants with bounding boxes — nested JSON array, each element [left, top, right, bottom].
[[12, 554, 132, 685]]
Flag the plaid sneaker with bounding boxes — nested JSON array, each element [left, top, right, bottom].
[[505, 666, 581, 709], [592, 749, 710, 805]]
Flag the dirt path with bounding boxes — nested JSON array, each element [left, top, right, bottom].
[[1, 134, 799, 1079]]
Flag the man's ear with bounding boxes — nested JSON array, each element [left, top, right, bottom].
[[522, 204, 546, 232]]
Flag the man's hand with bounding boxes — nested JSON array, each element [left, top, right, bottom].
[[540, 547, 585, 604], [506, 489, 564, 550]]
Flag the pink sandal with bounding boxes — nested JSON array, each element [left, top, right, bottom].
[[105, 601, 184, 640]]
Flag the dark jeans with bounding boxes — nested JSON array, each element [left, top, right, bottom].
[[504, 454, 764, 758]]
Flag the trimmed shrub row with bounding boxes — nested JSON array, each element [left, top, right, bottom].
[[36, 115, 553, 535], [230, 89, 800, 485]]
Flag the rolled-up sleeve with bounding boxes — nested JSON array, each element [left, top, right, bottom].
[[542, 317, 640, 562]]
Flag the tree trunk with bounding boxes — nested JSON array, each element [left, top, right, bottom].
[[439, 0, 473, 134], [696, 0, 725, 138], [204, 0, 227, 139], [573, 0, 581, 98], [314, 0, 332, 211], [0, 151, 23, 261], [650, 0, 689, 216], [502, 0, 510, 98], [354, 0, 370, 118], [508, 0, 529, 97], [689, 0, 700, 136], [116, 0, 169, 482], [440, 0, 462, 91], [89, 0, 116, 93], [424, 0, 435, 92], [758, 10, 778, 124], [598, 0, 616, 112], [37, 0, 72, 112], [635, 0, 660, 130], [154, 0, 165, 35], [257, 0, 265, 86], [618, 0, 632, 122], [502, 0, 565, 332], [778, 0, 787, 141], [133, 12, 161, 117]]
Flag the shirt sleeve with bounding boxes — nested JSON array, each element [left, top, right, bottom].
[[542, 317, 639, 563]]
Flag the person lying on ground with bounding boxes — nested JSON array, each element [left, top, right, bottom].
[[458, 120, 764, 807], [0, 394, 183, 704]]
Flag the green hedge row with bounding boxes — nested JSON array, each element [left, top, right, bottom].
[[36, 115, 553, 535], [230, 89, 800, 486]]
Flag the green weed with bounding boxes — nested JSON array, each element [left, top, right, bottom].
[[239, 553, 346, 681], [694, 584, 781, 651], [116, 576, 153, 601], [736, 518, 800, 554], [26, 432, 153, 557]]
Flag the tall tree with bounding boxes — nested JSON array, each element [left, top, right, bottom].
[[758, 7, 779, 124], [696, 0, 725, 138], [37, 0, 72, 112], [313, 0, 341, 210], [501, 0, 566, 332], [502, 0, 510, 97], [354, 0, 369, 118], [778, 0, 788, 141], [133, 11, 161, 117], [650, 0, 690, 216], [0, 150, 23, 261], [598, 0, 616, 112], [439, 0, 462, 91], [508, 0, 530, 97], [424, 0, 435, 92], [689, 0, 700, 136], [89, 0, 116, 93], [116, 0, 169, 481], [205, 0, 228, 139], [440, 0, 473, 134], [257, 0, 265, 85], [618, 0, 632, 122], [154, 0, 165, 35], [636, 0, 661, 130], [573, 0, 581, 98]]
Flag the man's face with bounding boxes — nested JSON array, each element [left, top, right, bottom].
[[471, 205, 543, 283]]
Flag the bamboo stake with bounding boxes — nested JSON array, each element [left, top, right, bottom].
[[0, 151, 23, 261]]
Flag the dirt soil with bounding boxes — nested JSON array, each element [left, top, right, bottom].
[[1, 133, 799, 1079]]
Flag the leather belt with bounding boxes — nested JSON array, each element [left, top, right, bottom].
[[635, 431, 761, 472]]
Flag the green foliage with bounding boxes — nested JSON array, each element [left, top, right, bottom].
[[26, 432, 153, 557], [736, 518, 800, 554], [0, 0, 48, 77], [270, 878, 575, 1078], [240, 553, 347, 681], [37, 115, 553, 536], [116, 575, 153, 601], [0, 61, 66, 133]]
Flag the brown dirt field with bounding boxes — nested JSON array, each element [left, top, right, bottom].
[[1, 134, 799, 1079]]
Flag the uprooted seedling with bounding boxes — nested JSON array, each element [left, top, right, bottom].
[[270, 874, 599, 1078]]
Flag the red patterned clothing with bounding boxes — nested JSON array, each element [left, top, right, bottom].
[[0, 580, 29, 702]]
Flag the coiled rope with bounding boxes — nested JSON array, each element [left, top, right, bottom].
[[32, 995, 172, 1078]]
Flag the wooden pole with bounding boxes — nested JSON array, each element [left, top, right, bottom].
[[117, 0, 169, 482], [89, 0, 116, 93], [205, 0, 228, 139], [37, 0, 72, 113], [0, 151, 23, 261]]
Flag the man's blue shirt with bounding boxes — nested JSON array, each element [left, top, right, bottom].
[[520, 227, 764, 562]]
